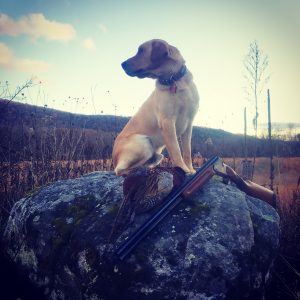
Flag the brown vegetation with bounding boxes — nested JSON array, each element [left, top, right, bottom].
[[1, 99, 299, 165]]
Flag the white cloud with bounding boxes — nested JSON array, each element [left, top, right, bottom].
[[82, 38, 96, 50], [98, 23, 108, 34], [0, 42, 51, 73], [0, 13, 76, 41], [0, 42, 14, 67], [15, 58, 51, 73]]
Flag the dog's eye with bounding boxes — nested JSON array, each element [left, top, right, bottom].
[[137, 47, 144, 55]]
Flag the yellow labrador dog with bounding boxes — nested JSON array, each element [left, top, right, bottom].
[[112, 39, 199, 176]]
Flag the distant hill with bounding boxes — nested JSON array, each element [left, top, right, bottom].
[[0, 99, 129, 133], [0, 99, 299, 162], [0, 98, 236, 137]]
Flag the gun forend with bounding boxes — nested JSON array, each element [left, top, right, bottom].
[[183, 157, 225, 198], [183, 167, 215, 198]]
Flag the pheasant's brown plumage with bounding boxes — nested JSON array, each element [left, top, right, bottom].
[[107, 167, 185, 244]]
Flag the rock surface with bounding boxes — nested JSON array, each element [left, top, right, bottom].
[[2, 171, 280, 300]]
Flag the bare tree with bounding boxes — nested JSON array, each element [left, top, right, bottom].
[[287, 123, 295, 141], [243, 41, 270, 179]]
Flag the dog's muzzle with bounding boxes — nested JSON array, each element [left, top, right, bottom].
[[121, 61, 143, 78], [121, 61, 153, 79]]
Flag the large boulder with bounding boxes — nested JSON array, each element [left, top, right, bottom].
[[2, 171, 280, 300]]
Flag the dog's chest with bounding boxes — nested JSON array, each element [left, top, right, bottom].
[[175, 109, 190, 135], [174, 90, 198, 132]]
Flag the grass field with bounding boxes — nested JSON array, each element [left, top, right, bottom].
[[223, 157, 300, 213], [1, 156, 299, 228]]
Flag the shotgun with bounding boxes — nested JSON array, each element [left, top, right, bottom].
[[116, 156, 276, 260]]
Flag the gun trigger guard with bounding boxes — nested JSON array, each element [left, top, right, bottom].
[[213, 160, 227, 178]]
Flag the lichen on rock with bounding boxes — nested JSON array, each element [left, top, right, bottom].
[[2, 171, 280, 299]]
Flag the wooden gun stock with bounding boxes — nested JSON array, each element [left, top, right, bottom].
[[224, 165, 276, 208]]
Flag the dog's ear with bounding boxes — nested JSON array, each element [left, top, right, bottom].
[[151, 40, 168, 64], [168, 45, 185, 63]]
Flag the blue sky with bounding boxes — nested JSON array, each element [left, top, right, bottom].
[[0, 0, 299, 134]]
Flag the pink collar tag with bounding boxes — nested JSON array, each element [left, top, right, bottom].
[[169, 84, 177, 94]]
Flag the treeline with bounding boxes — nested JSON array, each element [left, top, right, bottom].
[[191, 128, 300, 158], [0, 99, 299, 163]]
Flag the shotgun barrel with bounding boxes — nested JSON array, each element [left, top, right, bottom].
[[116, 155, 220, 260]]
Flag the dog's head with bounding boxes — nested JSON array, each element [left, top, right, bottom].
[[121, 39, 185, 80]]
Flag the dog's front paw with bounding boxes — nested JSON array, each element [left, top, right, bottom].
[[188, 168, 196, 174], [181, 167, 196, 175]]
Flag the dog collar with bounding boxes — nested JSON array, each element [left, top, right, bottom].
[[158, 65, 187, 87]]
